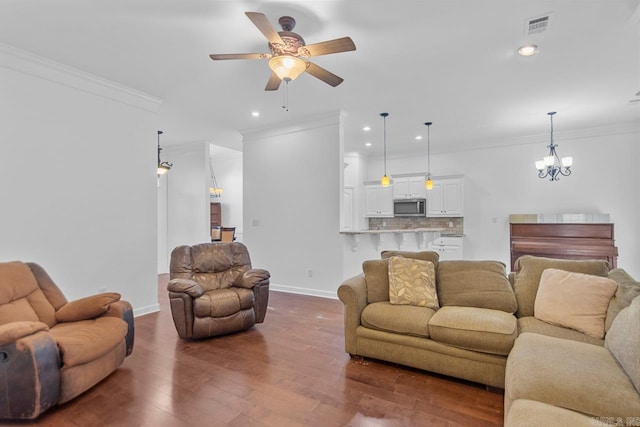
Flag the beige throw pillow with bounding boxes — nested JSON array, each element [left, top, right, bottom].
[[388, 256, 438, 309], [534, 268, 617, 338]]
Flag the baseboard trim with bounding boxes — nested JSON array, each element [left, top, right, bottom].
[[270, 283, 338, 300], [134, 303, 160, 317]]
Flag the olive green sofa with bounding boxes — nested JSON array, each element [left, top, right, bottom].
[[337, 252, 640, 425]]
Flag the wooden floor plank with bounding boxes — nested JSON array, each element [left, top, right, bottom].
[[5, 275, 504, 426]]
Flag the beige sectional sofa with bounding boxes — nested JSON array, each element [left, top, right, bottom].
[[337, 252, 640, 426]]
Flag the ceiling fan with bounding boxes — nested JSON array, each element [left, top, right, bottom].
[[209, 12, 356, 91]]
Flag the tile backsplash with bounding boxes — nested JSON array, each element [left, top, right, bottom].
[[369, 217, 464, 235]]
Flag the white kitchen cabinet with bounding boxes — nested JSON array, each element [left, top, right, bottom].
[[365, 184, 393, 217], [392, 176, 426, 200], [427, 236, 464, 260], [427, 177, 463, 217]]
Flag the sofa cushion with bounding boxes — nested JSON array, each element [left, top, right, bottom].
[[361, 301, 434, 338], [55, 293, 121, 323], [517, 316, 604, 346], [506, 399, 598, 427], [363, 259, 390, 304], [605, 269, 640, 332], [428, 306, 517, 355], [505, 332, 640, 419], [437, 260, 517, 313], [605, 296, 640, 393], [49, 317, 128, 368], [512, 256, 609, 317], [387, 257, 438, 309], [534, 269, 617, 339]]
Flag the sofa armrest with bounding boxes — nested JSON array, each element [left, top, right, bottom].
[[0, 329, 60, 419], [337, 274, 368, 355], [236, 269, 271, 289], [101, 300, 135, 356], [167, 278, 204, 297], [0, 321, 49, 346]]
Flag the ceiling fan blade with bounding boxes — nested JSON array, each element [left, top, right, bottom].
[[299, 37, 356, 57], [209, 53, 271, 60], [265, 72, 282, 91], [305, 62, 344, 87], [245, 12, 284, 46]]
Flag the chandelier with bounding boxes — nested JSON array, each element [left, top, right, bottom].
[[535, 112, 573, 181]]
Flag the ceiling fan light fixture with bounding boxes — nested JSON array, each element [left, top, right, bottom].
[[269, 55, 307, 81]]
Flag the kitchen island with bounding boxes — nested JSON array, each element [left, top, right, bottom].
[[340, 228, 445, 252]]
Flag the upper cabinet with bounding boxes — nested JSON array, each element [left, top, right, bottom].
[[365, 184, 394, 217], [427, 176, 464, 217], [393, 176, 426, 200]]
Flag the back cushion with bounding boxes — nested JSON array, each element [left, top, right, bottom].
[[171, 243, 252, 291], [364, 251, 440, 304], [0, 261, 57, 327], [381, 250, 440, 266], [605, 269, 640, 332], [363, 259, 390, 304], [437, 260, 517, 313], [605, 296, 640, 393], [513, 256, 609, 317]]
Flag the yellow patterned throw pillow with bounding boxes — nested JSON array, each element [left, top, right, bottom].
[[388, 256, 439, 309]]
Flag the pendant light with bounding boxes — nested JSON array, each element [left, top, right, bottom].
[[535, 112, 573, 181], [424, 122, 433, 190], [156, 130, 173, 176], [380, 112, 391, 187]]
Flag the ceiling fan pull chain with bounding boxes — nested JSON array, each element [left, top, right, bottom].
[[282, 79, 289, 112]]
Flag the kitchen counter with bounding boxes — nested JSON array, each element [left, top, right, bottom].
[[340, 228, 445, 251]]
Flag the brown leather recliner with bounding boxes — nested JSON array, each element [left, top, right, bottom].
[[0, 261, 134, 419], [168, 242, 270, 339]]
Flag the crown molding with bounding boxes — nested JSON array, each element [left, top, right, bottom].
[[0, 43, 162, 113], [241, 109, 344, 142]]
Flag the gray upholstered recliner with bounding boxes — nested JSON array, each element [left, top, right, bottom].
[[167, 242, 270, 339]]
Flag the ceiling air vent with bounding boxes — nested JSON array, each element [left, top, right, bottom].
[[526, 14, 552, 35]]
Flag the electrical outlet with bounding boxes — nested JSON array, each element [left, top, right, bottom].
[[251, 219, 260, 226], [448, 221, 453, 228], [383, 221, 387, 226], [307, 269, 313, 278], [492, 217, 498, 223]]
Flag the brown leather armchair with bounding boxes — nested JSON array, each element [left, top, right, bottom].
[[0, 261, 134, 419], [168, 242, 270, 339]]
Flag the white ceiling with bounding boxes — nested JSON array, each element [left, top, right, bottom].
[[1, 0, 638, 156]]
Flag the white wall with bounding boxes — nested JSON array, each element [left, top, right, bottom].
[[161, 141, 210, 271], [359, 128, 640, 278], [0, 45, 160, 315], [243, 111, 344, 298], [210, 147, 243, 240]]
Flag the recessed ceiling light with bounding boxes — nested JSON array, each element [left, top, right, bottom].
[[251, 111, 260, 117], [363, 126, 371, 132], [365, 142, 372, 147], [517, 44, 538, 56], [415, 135, 423, 140]]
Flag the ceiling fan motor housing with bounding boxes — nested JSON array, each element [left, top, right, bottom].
[[270, 32, 306, 57]]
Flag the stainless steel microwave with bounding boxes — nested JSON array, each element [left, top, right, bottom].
[[394, 199, 426, 217]]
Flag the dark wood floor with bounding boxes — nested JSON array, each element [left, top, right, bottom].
[[6, 275, 504, 426]]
